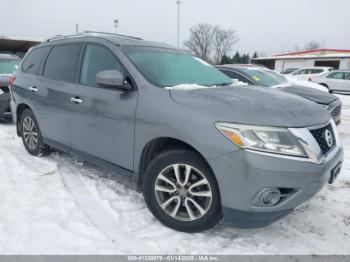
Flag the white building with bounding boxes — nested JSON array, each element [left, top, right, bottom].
[[251, 49, 350, 72]]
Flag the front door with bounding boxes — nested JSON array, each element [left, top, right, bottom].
[[68, 43, 137, 170]]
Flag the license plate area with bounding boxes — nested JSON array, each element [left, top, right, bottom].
[[329, 162, 342, 184]]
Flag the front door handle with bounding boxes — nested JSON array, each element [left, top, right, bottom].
[[28, 86, 38, 92], [70, 96, 83, 104]]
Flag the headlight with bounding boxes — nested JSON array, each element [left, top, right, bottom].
[[0, 89, 3, 95], [215, 122, 307, 157]]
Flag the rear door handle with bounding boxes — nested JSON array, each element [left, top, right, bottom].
[[70, 96, 83, 104], [28, 86, 38, 92]]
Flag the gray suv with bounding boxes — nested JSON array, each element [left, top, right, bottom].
[[10, 32, 343, 232]]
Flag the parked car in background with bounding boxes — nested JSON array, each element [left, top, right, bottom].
[[311, 70, 350, 93], [11, 32, 343, 232], [0, 54, 20, 122], [281, 68, 298, 74], [287, 67, 333, 81], [217, 65, 342, 124]]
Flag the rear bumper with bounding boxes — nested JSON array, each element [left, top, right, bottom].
[[208, 145, 343, 228], [0, 92, 12, 121]]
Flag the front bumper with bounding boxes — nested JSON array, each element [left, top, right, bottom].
[[207, 142, 343, 228]]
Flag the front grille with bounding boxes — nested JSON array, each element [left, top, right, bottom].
[[330, 105, 342, 118], [310, 123, 335, 155]]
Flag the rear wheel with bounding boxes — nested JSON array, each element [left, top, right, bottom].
[[20, 109, 51, 156], [143, 149, 222, 232]]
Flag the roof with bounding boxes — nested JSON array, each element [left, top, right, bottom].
[[0, 37, 40, 52], [252, 49, 350, 61], [42, 31, 177, 50], [0, 53, 21, 60]]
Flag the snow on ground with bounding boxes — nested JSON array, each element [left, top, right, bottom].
[[0, 96, 350, 255]]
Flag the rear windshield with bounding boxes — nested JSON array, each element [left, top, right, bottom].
[[0, 59, 20, 75], [121, 46, 231, 87]]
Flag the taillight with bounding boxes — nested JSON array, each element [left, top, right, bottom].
[[8, 75, 16, 88]]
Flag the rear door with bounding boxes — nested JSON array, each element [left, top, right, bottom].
[[68, 43, 137, 170], [325, 72, 345, 91], [40, 43, 83, 146]]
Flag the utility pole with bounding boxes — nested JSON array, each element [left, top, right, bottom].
[[176, 0, 182, 48], [114, 19, 119, 33], [75, 24, 79, 34]]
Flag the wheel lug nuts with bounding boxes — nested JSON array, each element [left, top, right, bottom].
[[175, 191, 179, 194], [177, 184, 181, 188]]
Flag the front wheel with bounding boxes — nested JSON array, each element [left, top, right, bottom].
[[20, 109, 51, 156], [143, 149, 222, 232]]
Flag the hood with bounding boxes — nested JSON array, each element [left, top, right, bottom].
[[278, 85, 339, 105], [0, 75, 10, 88], [169, 86, 330, 128]]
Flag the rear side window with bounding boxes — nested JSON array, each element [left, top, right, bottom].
[[80, 44, 124, 86], [44, 44, 81, 82], [344, 73, 350, 80], [22, 47, 50, 74], [311, 69, 323, 74]]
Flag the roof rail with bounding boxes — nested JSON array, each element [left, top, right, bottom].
[[82, 31, 143, 40], [45, 31, 142, 42]]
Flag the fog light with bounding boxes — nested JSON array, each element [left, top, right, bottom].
[[260, 188, 281, 206]]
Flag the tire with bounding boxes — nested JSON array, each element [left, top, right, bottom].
[[20, 109, 51, 156], [143, 149, 222, 232]]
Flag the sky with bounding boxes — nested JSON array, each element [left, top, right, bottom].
[[0, 0, 349, 56]]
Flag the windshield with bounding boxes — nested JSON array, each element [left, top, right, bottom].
[[245, 69, 287, 87], [0, 59, 20, 75], [122, 46, 231, 87]]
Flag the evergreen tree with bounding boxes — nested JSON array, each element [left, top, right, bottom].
[[252, 51, 258, 59], [220, 54, 231, 65]]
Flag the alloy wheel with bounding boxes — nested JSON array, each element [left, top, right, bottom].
[[22, 116, 38, 150], [154, 164, 212, 221]]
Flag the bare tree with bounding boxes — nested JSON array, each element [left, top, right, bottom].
[[304, 40, 321, 51], [184, 24, 215, 62], [212, 27, 238, 64]]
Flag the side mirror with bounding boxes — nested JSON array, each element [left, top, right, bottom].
[[96, 70, 132, 90]]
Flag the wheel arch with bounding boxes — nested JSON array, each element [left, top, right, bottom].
[[136, 137, 215, 191], [15, 103, 32, 136]]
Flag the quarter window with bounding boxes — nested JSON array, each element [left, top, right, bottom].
[[43, 44, 81, 82], [80, 44, 124, 86], [22, 47, 50, 74]]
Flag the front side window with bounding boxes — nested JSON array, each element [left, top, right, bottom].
[[122, 46, 231, 87], [327, 72, 344, 79], [344, 72, 350, 80], [80, 44, 124, 86], [22, 47, 50, 74], [0, 59, 20, 75], [44, 44, 81, 82]]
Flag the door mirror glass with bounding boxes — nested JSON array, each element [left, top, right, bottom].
[[96, 70, 124, 88]]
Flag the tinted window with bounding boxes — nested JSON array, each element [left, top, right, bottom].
[[122, 46, 231, 87], [80, 44, 124, 86], [311, 69, 323, 74], [327, 72, 344, 79], [344, 73, 350, 80], [44, 44, 81, 82], [221, 70, 251, 84], [22, 47, 50, 74]]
